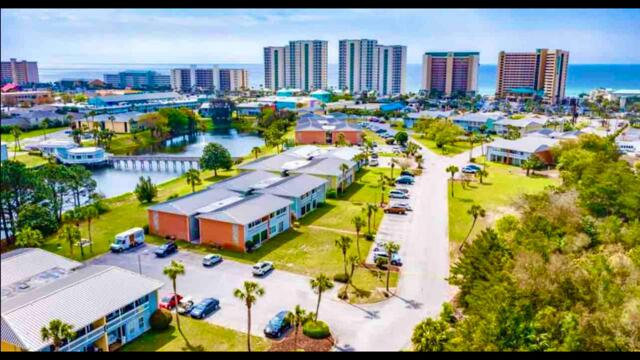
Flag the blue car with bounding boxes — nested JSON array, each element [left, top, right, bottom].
[[264, 310, 292, 338], [461, 165, 481, 174], [190, 298, 220, 319], [396, 176, 415, 185]]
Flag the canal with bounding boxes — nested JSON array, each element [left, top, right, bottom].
[[93, 129, 264, 198]]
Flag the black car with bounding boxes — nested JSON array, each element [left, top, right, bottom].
[[190, 298, 220, 319], [264, 310, 292, 338], [154, 241, 178, 257], [400, 170, 414, 177]]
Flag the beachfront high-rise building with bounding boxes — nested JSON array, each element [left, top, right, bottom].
[[170, 65, 220, 92], [338, 39, 378, 93], [264, 40, 328, 92], [375, 45, 407, 96], [103, 70, 170, 89], [219, 68, 249, 92], [264, 46, 286, 91], [1, 58, 39, 85], [495, 49, 570, 105], [422, 52, 479, 97], [286, 40, 328, 92]]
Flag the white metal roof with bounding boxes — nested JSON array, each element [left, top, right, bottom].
[[1, 248, 81, 287], [1, 265, 163, 351]]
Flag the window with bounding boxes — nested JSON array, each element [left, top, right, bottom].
[[138, 317, 145, 330], [135, 295, 149, 307]]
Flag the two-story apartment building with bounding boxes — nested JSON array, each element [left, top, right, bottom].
[[493, 117, 548, 136], [1, 248, 162, 352], [147, 170, 328, 251]]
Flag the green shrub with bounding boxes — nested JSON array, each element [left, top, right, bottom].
[[326, 189, 338, 199], [375, 257, 388, 269], [167, 193, 179, 200], [143, 224, 149, 235], [303, 320, 331, 339], [149, 308, 172, 331], [365, 233, 375, 241], [333, 273, 349, 283]]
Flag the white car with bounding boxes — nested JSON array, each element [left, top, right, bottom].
[[252, 261, 274, 276], [389, 190, 409, 199]]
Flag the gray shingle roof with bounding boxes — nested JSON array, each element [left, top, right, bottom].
[[196, 193, 291, 225], [1, 265, 163, 351]]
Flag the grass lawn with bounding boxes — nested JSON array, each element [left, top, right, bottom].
[[13, 153, 49, 168], [412, 135, 470, 156], [105, 130, 162, 155], [363, 129, 387, 144], [41, 169, 238, 261], [1, 126, 68, 143], [121, 315, 269, 352], [448, 158, 559, 252]]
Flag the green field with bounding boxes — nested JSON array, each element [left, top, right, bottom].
[[448, 158, 559, 250], [1, 126, 68, 143], [13, 153, 49, 168], [41, 169, 239, 261], [121, 315, 269, 352], [412, 136, 471, 156]]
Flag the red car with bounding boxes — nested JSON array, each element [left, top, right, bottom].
[[159, 293, 183, 310]]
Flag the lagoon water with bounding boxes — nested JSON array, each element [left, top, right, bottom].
[[40, 63, 640, 97], [93, 129, 264, 198]]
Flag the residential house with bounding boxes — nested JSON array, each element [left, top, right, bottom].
[[1, 248, 162, 352], [487, 137, 559, 166], [452, 112, 505, 133], [404, 110, 457, 129], [493, 117, 547, 136], [75, 111, 143, 133]]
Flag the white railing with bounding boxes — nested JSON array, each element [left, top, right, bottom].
[[58, 325, 106, 352]]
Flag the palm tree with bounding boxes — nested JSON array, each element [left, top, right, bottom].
[[233, 281, 265, 352], [378, 174, 387, 206], [475, 168, 488, 184], [415, 153, 424, 169], [41, 319, 75, 352], [522, 155, 542, 176], [251, 146, 261, 159], [107, 115, 116, 133], [284, 305, 310, 350], [310, 274, 334, 322], [383, 241, 400, 292], [347, 254, 360, 294], [11, 126, 22, 158], [163, 261, 186, 338], [339, 163, 350, 195], [446, 165, 459, 197], [58, 222, 81, 257], [461, 204, 486, 250], [41, 118, 50, 141], [334, 235, 353, 278], [363, 203, 378, 235], [468, 136, 476, 160], [351, 215, 365, 258], [185, 168, 202, 193], [82, 205, 99, 254]]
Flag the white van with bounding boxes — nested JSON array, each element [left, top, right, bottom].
[[110, 227, 145, 253]]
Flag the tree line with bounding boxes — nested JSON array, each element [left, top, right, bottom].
[[412, 133, 640, 351]]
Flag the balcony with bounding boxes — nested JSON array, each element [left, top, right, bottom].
[[58, 325, 106, 352]]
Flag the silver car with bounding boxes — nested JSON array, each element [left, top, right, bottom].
[[252, 261, 274, 276]]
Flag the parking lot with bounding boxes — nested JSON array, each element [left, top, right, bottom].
[[89, 244, 355, 340]]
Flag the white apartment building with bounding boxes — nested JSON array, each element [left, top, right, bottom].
[[264, 46, 286, 91], [264, 40, 328, 92], [219, 69, 249, 92], [338, 40, 407, 96], [375, 45, 407, 96], [170, 65, 220, 92], [338, 39, 378, 93]]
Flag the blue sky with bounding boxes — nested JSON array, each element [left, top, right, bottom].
[[2, 9, 639, 65]]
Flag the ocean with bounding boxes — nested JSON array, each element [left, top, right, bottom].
[[39, 63, 640, 97]]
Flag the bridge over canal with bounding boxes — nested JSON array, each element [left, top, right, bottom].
[[109, 155, 201, 172]]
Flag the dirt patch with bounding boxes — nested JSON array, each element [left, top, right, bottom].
[[484, 206, 519, 226], [268, 329, 334, 352]]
